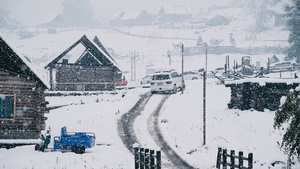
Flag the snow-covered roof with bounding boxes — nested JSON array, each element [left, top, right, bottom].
[[0, 16, 14, 27], [109, 11, 124, 20], [161, 5, 190, 15], [200, 31, 233, 46], [225, 77, 300, 85], [120, 10, 149, 20], [44, 35, 121, 72], [0, 33, 50, 89], [92, 36, 121, 71], [121, 10, 141, 20]]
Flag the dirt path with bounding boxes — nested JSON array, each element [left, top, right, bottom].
[[118, 92, 194, 168]]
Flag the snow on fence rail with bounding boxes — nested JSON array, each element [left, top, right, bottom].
[[216, 147, 253, 169], [134, 147, 161, 169]]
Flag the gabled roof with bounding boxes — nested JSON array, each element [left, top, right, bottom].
[[110, 11, 125, 21], [44, 35, 121, 72], [0, 33, 50, 89], [121, 10, 148, 20], [0, 15, 16, 28], [160, 5, 190, 15], [37, 14, 69, 28]]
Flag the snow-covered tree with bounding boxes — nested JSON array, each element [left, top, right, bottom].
[[62, 0, 94, 27], [274, 87, 300, 158], [285, 0, 300, 62], [230, 0, 281, 32]]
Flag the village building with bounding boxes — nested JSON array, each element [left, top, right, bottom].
[[0, 15, 17, 29], [0, 34, 49, 139], [110, 10, 154, 27], [157, 5, 192, 25], [37, 14, 70, 29], [44, 35, 122, 91]]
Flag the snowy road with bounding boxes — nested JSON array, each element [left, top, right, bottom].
[[119, 92, 194, 168]]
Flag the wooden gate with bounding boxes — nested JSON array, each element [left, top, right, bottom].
[[134, 147, 161, 169]]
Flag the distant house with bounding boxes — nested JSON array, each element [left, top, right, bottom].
[[110, 10, 154, 26], [44, 35, 122, 91], [0, 15, 17, 29], [270, 55, 279, 64], [37, 14, 69, 28], [0, 34, 49, 139], [157, 5, 192, 24], [109, 11, 125, 26]]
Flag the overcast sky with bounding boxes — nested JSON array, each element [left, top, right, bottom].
[[0, 0, 231, 26]]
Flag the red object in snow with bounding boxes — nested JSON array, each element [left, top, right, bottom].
[[116, 79, 128, 86]]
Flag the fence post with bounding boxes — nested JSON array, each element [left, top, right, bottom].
[[145, 149, 149, 169], [140, 148, 144, 169], [230, 150, 235, 169], [239, 151, 243, 169], [223, 149, 227, 169], [150, 149, 155, 169], [216, 147, 222, 169], [248, 153, 253, 169], [134, 147, 139, 169], [156, 151, 161, 169]]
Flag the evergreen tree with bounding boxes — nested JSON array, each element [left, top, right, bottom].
[[274, 88, 300, 157], [285, 0, 300, 62]]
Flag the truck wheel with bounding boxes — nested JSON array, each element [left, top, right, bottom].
[[40, 145, 46, 152], [71, 145, 80, 153], [79, 146, 85, 154], [35, 144, 40, 151]]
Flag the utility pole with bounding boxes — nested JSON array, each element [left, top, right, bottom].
[[167, 50, 171, 65], [181, 43, 184, 94], [203, 42, 207, 145], [130, 52, 133, 81], [172, 43, 185, 94], [130, 51, 137, 82], [134, 51, 137, 82]]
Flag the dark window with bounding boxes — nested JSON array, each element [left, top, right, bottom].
[[0, 95, 15, 119], [171, 72, 179, 78], [153, 74, 170, 80]]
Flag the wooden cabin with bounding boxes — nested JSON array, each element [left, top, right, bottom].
[[44, 35, 121, 91], [0, 34, 49, 139], [225, 78, 300, 111]]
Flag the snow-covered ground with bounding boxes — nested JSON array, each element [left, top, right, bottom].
[[0, 79, 297, 168], [0, 5, 297, 167]]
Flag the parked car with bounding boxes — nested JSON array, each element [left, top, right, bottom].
[[140, 75, 152, 85], [270, 61, 295, 72], [116, 77, 128, 86], [150, 69, 184, 94], [183, 71, 202, 80]]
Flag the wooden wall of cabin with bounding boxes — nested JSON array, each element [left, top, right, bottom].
[[0, 72, 47, 139], [55, 65, 117, 91], [226, 82, 300, 112]]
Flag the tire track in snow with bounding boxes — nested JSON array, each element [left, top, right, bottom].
[[148, 94, 195, 169], [118, 92, 194, 168], [117, 92, 152, 153], [134, 94, 163, 150]]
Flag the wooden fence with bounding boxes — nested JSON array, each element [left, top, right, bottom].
[[216, 148, 253, 169], [134, 147, 161, 169]]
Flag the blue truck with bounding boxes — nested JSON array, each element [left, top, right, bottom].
[[35, 126, 96, 154]]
